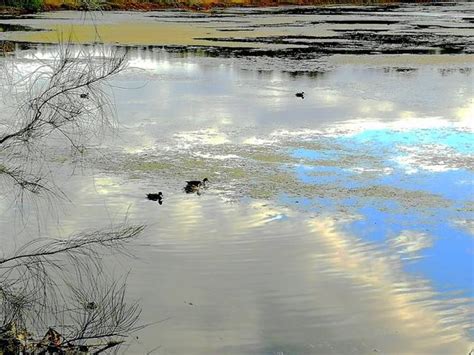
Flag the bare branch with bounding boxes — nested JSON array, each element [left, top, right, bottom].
[[0, 225, 144, 266], [0, 42, 127, 200], [0, 43, 126, 147], [0, 41, 146, 353]]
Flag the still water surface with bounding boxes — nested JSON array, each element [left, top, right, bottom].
[[0, 43, 473, 354]]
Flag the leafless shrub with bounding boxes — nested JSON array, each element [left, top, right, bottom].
[[0, 41, 146, 353], [0, 225, 144, 353], [0, 41, 127, 200]]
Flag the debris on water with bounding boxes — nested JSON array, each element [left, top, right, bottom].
[[0, 322, 30, 354], [0, 41, 15, 54], [0, 23, 38, 32], [147, 192, 163, 204], [1, 321, 126, 353], [42, 328, 62, 348]]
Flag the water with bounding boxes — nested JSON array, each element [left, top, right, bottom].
[[0, 8, 473, 354]]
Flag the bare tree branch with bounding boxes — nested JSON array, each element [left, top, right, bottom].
[[0, 40, 147, 354], [0, 41, 127, 199], [0, 225, 144, 266]]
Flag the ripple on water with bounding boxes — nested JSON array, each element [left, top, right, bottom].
[[1, 44, 472, 353], [119, 195, 471, 354]]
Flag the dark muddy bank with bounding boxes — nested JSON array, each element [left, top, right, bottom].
[[191, 3, 474, 56], [0, 3, 473, 61]]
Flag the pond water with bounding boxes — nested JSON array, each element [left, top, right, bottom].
[[0, 5, 473, 355]]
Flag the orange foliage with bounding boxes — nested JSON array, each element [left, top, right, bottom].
[[42, 0, 403, 11], [43, 0, 79, 10]]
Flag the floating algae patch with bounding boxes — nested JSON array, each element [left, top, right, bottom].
[[124, 160, 174, 172], [180, 157, 210, 169], [105, 131, 456, 215], [456, 201, 474, 214], [11, 22, 289, 49], [103, 144, 452, 211], [290, 146, 390, 185], [248, 151, 297, 164], [294, 154, 386, 171], [244, 167, 443, 211], [119, 152, 228, 184], [224, 167, 248, 179], [248, 170, 299, 200], [269, 180, 451, 212], [95, 120, 464, 218], [0, 23, 39, 32], [346, 185, 450, 209], [10, 22, 218, 46], [287, 140, 337, 152]]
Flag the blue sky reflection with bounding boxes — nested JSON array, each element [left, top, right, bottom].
[[287, 126, 473, 298]]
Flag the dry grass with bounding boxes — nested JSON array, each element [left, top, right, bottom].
[[40, 0, 416, 11], [3, 0, 442, 12]]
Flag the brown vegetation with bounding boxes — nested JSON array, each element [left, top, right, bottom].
[[40, 0, 428, 12]]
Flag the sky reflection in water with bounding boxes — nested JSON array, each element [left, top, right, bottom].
[[2, 45, 473, 352], [288, 127, 473, 297], [117, 51, 473, 350]]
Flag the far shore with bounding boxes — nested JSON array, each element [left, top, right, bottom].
[[0, 0, 433, 15]]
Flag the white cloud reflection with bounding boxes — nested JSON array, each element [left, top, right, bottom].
[[389, 230, 433, 259], [173, 128, 230, 147]]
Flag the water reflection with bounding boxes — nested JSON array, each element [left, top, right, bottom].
[[3, 174, 470, 353], [287, 125, 473, 295], [0, 44, 472, 353]]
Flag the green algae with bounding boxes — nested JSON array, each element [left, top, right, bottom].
[[224, 167, 248, 179], [125, 160, 174, 171], [110, 135, 453, 214], [248, 151, 296, 164]]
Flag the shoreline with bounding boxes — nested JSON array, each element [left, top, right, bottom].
[[0, 1, 452, 15]]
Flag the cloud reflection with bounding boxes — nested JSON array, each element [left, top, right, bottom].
[[389, 230, 433, 259], [307, 217, 471, 352]]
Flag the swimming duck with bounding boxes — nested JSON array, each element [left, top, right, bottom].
[[295, 92, 305, 99], [184, 178, 209, 194], [80, 93, 89, 99], [147, 192, 163, 204]]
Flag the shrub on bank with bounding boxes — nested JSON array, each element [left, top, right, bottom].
[[0, 0, 452, 13], [0, 0, 43, 11]]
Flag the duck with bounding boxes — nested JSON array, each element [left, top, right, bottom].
[[147, 192, 163, 205], [295, 92, 305, 99], [80, 93, 89, 99], [184, 178, 209, 194]]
